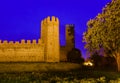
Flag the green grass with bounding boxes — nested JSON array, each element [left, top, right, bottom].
[[0, 62, 81, 72], [0, 63, 120, 82], [0, 70, 120, 83]]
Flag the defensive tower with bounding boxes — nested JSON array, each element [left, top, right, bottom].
[[65, 24, 75, 52], [41, 16, 60, 62]]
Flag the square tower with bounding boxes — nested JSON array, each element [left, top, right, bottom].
[[41, 16, 60, 62], [65, 24, 75, 52]]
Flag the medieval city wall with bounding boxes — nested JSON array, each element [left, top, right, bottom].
[[0, 16, 74, 63], [0, 39, 44, 62]]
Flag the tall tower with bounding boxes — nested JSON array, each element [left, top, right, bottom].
[[41, 16, 60, 62], [65, 24, 75, 52]]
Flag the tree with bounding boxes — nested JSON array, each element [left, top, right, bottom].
[[89, 52, 103, 68], [67, 48, 84, 64], [89, 52, 117, 71], [83, 0, 120, 71]]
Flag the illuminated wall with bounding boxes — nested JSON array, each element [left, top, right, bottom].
[[0, 39, 44, 62], [0, 16, 74, 62], [0, 16, 60, 62], [41, 16, 60, 62]]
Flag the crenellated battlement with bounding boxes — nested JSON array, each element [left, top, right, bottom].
[[3, 40, 8, 44], [0, 39, 45, 62], [41, 16, 60, 62], [15, 41, 19, 44], [0, 16, 74, 62], [0, 16, 60, 62], [66, 24, 74, 27], [42, 16, 59, 25], [21, 39, 25, 44], [9, 41, 14, 44], [0, 39, 43, 44]]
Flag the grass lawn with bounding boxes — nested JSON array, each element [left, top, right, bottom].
[[0, 70, 120, 83], [0, 63, 120, 83], [0, 62, 81, 73]]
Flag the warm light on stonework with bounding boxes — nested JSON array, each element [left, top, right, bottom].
[[0, 16, 60, 62], [0, 16, 76, 63]]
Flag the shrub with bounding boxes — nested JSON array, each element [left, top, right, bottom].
[[67, 48, 84, 64]]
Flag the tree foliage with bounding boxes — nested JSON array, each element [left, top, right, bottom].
[[83, 0, 120, 71], [89, 52, 117, 71], [83, 0, 120, 56]]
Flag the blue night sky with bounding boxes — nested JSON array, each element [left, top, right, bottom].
[[0, 0, 111, 58]]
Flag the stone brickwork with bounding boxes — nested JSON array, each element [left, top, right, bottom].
[[41, 16, 60, 62], [60, 46, 67, 62], [65, 24, 75, 52], [0, 17, 75, 62], [60, 24, 75, 62], [0, 16, 60, 62], [0, 39, 44, 62]]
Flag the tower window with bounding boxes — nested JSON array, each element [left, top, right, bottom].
[[68, 29, 70, 32]]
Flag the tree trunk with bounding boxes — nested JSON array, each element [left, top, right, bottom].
[[116, 53, 120, 71]]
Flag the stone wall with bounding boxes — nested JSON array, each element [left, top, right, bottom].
[[0, 39, 44, 62], [60, 46, 67, 62], [0, 16, 74, 63]]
